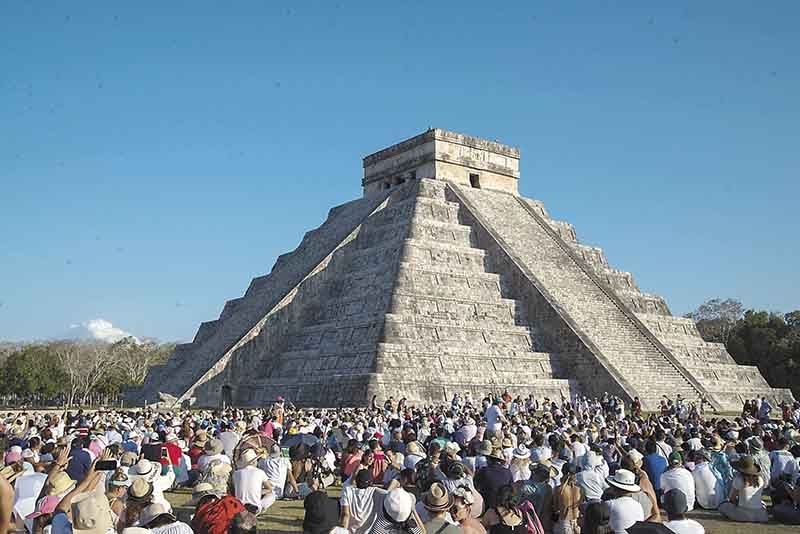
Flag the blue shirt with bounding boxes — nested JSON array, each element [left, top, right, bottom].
[[643, 453, 668, 492], [66, 448, 92, 483]]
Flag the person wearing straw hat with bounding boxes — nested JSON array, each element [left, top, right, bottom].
[[509, 445, 531, 483], [128, 458, 174, 513], [198, 439, 230, 473], [419, 482, 459, 534], [49, 457, 114, 534], [139, 502, 193, 534], [232, 447, 274, 514], [603, 469, 644, 533], [370, 487, 424, 534], [105, 468, 131, 530], [475, 445, 513, 510], [718, 455, 769, 523]]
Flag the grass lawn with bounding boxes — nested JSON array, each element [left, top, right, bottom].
[[165, 487, 797, 534]]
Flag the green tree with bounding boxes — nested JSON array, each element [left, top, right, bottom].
[[726, 309, 800, 397]]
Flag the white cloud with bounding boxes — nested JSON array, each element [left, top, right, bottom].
[[66, 319, 139, 344]]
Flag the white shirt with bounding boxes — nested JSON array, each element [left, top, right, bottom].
[[660, 468, 696, 512], [732, 474, 765, 510], [655, 441, 672, 460], [150, 521, 194, 534], [692, 463, 723, 510], [219, 431, 240, 457], [340, 486, 386, 534], [665, 518, 705, 534], [576, 469, 608, 501], [769, 450, 799, 484], [606, 496, 644, 533], [486, 405, 503, 433], [233, 465, 271, 510], [259, 457, 290, 497]]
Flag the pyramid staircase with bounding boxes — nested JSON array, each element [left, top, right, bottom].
[[229, 179, 574, 406]]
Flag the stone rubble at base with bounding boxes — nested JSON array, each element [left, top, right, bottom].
[[128, 129, 794, 412]]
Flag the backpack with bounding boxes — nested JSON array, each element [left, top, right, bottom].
[[191, 495, 245, 534], [517, 501, 545, 534]]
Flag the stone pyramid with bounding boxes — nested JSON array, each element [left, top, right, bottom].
[[130, 129, 794, 411]]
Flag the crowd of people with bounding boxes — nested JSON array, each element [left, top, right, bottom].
[[0, 392, 799, 534]]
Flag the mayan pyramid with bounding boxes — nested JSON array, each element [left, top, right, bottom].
[[130, 129, 794, 411]]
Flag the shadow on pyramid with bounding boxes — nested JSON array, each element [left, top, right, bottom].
[[129, 129, 794, 411]]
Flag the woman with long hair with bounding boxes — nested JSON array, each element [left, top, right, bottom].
[[481, 485, 529, 534], [554, 464, 581, 534], [718, 455, 768, 522]]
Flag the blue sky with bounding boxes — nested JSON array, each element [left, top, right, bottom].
[[1, 2, 798, 342]]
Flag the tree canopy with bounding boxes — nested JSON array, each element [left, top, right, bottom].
[[0, 338, 172, 407], [688, 298, 800, 398]]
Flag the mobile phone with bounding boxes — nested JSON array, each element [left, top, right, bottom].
[[96, 460, 118, 471], [161, 447, 168, 458], [142, 444, 162, 462]]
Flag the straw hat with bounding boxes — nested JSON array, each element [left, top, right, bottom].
[[384, 488, 416, 522], [0, 465, 22, 484], [204, 439, 224, 455], [606, 469, 640, 493], [422, 482, 453, 512], [192, 430, 208, 447], [475, 440, 493, 456], [127, 478, 154, 503], [46, 471, 76, 496], [238, 448, 259, 468], [731, 455, 761, 476], [71, 492, 114, 534], [512, 445, 531, 460], [140, 503, 176, 527], [130, 460, 157, 479], [191, 482, 223, 505]]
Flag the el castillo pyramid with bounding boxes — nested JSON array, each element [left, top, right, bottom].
[[130, 129, 794, 411]]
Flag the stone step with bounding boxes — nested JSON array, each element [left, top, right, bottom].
[[388, 293, 523, 326], [376, 350, 562, 377], [359, 218, 473, 249], [382, 315, 535, 349], [401, 238, 489, 273], [666, 343, 737, 365], [614, 289, 671, 316], [368, 195, 461, 228], [635, 313, 702, 339], [287, 316, 384, 351], [597, 268, 639, 293]]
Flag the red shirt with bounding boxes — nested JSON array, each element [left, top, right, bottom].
[[163, 442, 182, 466]]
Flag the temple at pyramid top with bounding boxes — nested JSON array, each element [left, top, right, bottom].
[[362, 128, 521, 196]]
